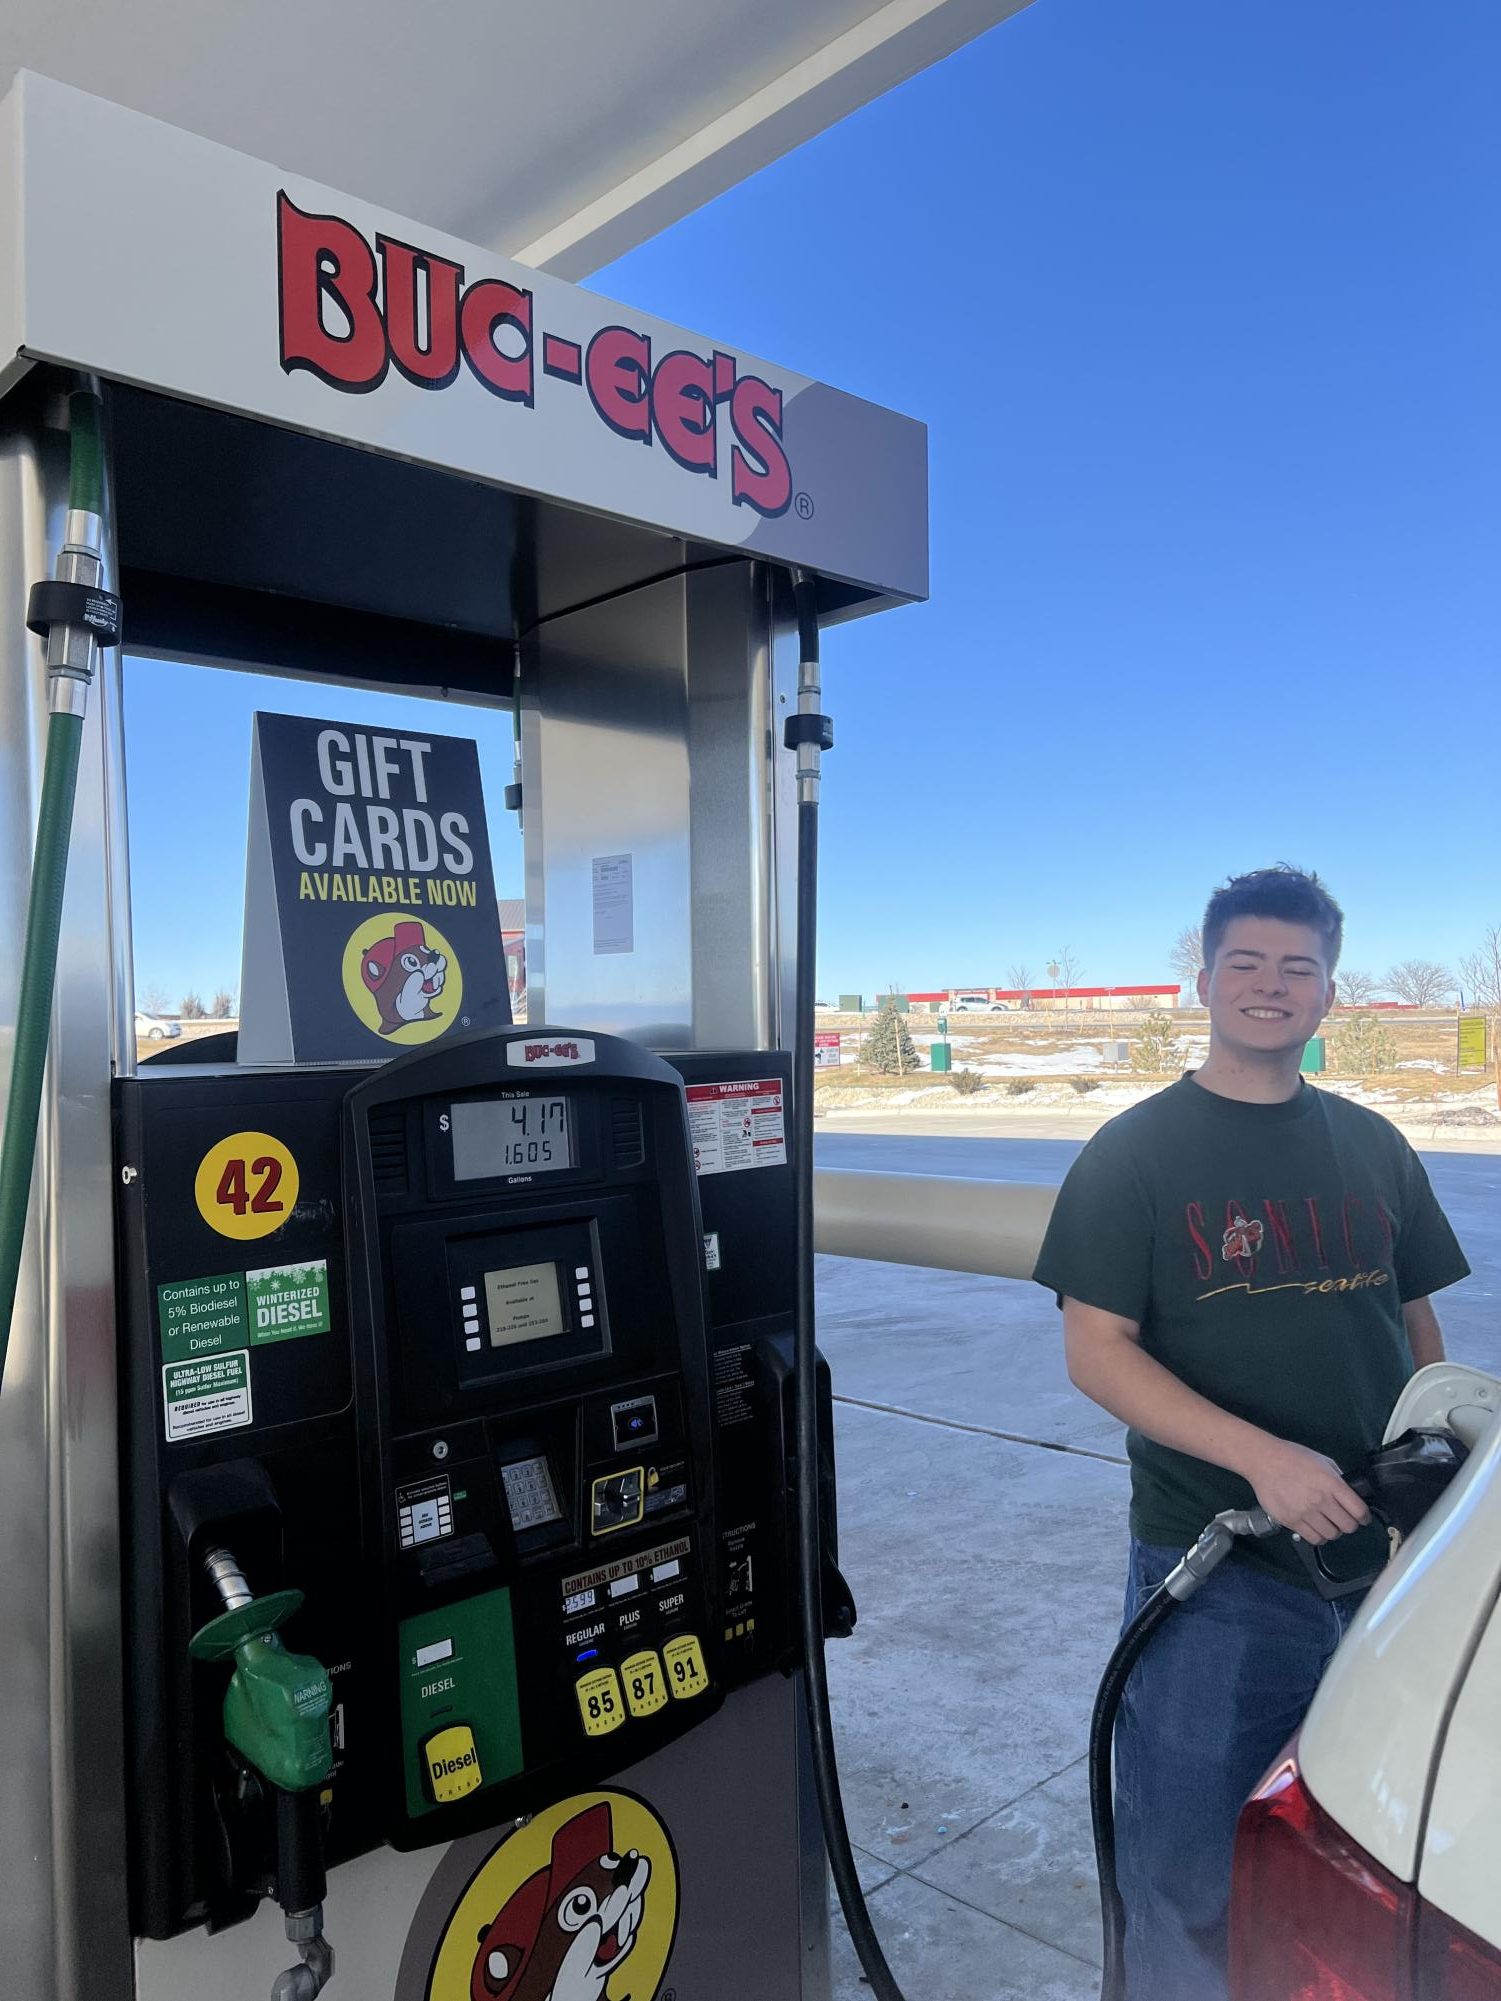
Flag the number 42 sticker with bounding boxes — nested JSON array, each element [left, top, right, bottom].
[[194, 1132, 300, 1242]]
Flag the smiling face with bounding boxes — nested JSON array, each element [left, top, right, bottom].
[[1197, 915, 1336, 1062]]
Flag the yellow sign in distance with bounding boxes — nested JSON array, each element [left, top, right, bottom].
[[194, 1131, 300, 1241], [1458, 1015, 1488, 1072], [424, 1790, 680, 2001]]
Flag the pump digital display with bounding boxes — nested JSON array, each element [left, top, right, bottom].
[[450, 1097, 572, 1179], [484, 1262, 568, 1347]]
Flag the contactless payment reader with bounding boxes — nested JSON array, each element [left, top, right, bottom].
[[344, 1026, 723, 1845]]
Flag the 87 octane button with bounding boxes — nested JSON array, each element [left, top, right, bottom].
[[662, 1634, 709, 1701], [575, 1665, 625, 1737], [620, 1649, 668, 1718]]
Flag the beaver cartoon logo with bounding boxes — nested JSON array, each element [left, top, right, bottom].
[[364, 919, 447, 1032], [416, 1792, 678, 2001], [472, 1802, 649, 2001], [341, 914, 464, 1046]]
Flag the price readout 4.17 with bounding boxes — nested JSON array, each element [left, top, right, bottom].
[[448, 1095, 573, 1180], [498, 1097, 568, 1170]]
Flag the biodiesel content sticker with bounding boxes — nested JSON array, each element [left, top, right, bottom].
[[162, 1350, 252, 1441], [158, 1273, 248, 1361], [245, 1258, 330, 1343], [158, 1260, 329, 1362]]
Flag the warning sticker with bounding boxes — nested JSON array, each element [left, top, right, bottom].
[[163, 1351, 253, 1441], [685, 1078, 786, 1176]]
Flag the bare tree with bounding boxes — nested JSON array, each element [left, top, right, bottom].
[[210, 988, 237, 1019], [1382, 960, 1455, 1008], [1169, 925, 1204, 989], [1050, 947, 1084, 1013], [1334, 968, 1382, 1008], [180, 992, 207, 1021], [1006, 962, 1032, 994], [1458, 925, 1501, 1013], [137, 982, 170, 1015]]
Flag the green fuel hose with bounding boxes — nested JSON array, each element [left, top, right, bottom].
[[0, 387, 107, 1388]]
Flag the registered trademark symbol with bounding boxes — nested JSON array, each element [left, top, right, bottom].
[[794, 491, 814, 520]]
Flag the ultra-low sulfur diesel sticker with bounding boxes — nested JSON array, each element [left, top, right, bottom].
[[162, 1350, 253, 1441]]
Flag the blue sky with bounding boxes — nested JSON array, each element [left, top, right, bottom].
[[127, 0, 1498, 1008]]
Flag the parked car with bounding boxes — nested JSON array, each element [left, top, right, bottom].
[[1229, 1361, 1501, 1997], [950, 997, 1010, 1012], [134, 1012, 181, 1040]]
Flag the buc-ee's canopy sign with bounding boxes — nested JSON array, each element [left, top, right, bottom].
[[0, 73, 927, 604]]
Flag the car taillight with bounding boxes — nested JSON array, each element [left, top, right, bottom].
[[1229, 1748, 1501, 2001]]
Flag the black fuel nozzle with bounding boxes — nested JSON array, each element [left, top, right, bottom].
[[1291, 1428, 1469, 1600]]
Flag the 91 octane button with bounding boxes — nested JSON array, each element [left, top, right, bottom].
[[575, 1665, 625, 1737], [662, 1633, 709, 1701], [620, 1649, 668, 1718]]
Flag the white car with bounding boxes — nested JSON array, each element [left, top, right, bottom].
[[950, 997, 1010, 1012], [1229, 1361, 1501, 1995], [134, 1011, 181, 1040]]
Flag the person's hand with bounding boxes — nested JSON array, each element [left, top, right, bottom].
[[1242, 1437, 1371, 1545]]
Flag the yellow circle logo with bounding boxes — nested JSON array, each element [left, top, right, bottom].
[[425, 1792, 678, 2001], [193, 1131, 300, 1241], [341, 915, 462, 1045]]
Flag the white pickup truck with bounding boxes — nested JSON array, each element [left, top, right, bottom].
[[1230, 1361, 1501, 1998]]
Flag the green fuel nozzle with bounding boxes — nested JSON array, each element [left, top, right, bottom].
[[191, 1548, 336, 2001]]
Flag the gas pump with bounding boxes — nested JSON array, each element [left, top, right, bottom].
[[0, 71, 927, 2001]]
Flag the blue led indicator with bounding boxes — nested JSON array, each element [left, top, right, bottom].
[[576, 1647, 600, 1663]]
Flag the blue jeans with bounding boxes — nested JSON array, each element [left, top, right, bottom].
[[1115, 1537, 1360, 2001]]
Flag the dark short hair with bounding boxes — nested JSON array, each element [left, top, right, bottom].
[[1202, 865, 1344, 973]]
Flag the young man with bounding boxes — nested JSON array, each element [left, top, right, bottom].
[[1033, 866, 1470, 2001]]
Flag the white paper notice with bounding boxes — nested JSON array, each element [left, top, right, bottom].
[[592, 854, 634, 955], [685, 1078, 787, 1176]]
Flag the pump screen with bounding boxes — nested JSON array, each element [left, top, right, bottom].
[[451, 1097, 572, 1179], [484, 1262, 567, 1347]]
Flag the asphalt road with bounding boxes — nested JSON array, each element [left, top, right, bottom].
[[816, 1131, 1500, 1374]]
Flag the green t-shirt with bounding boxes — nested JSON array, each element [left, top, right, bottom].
[[1033, 1075, 1471, 1583]]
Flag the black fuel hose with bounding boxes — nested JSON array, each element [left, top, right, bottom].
[[1089, 1586, 1176, 2001], [1088, 1505, 1278, 2001], [789, 574, 907, 2001]]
